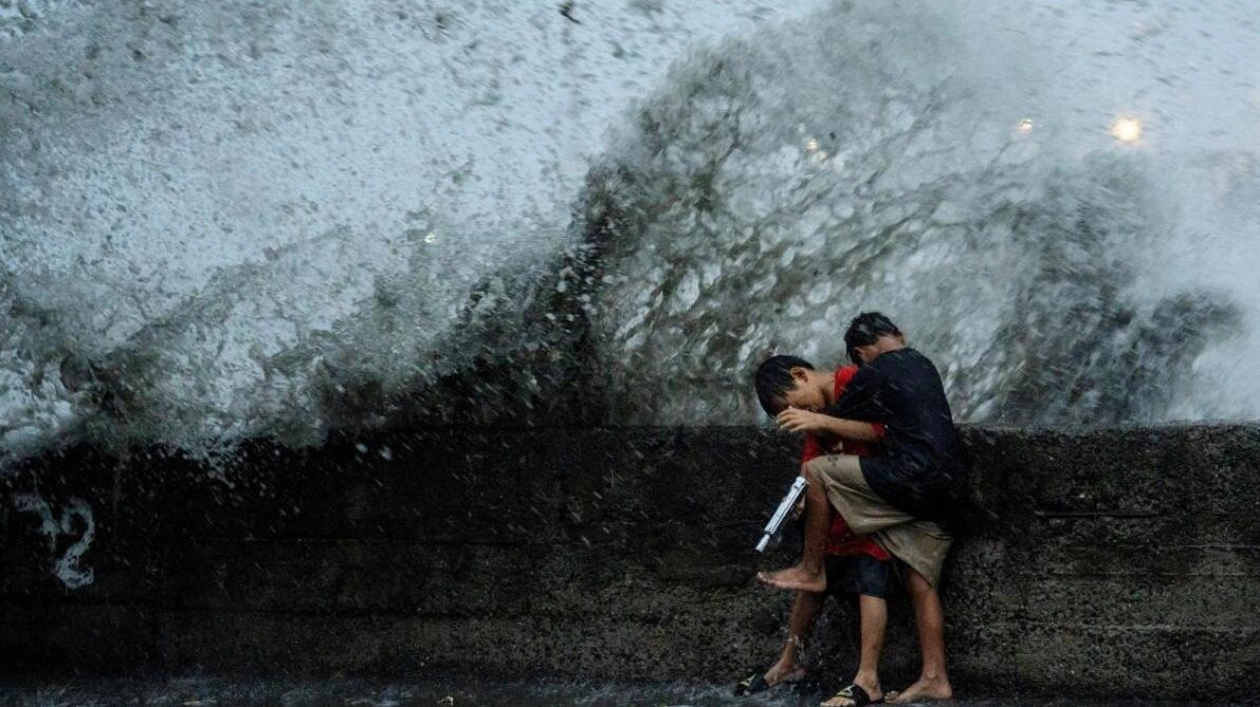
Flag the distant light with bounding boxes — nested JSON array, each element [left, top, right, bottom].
[[1111, 117, 1143, 143], [1017, 118, 1034, 135], [804, 138, 819, 153]]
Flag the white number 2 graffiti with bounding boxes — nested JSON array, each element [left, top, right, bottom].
[[10, 493, 96, 589]]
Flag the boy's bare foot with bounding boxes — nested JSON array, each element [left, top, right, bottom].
[[890, 675, 952, 703], [756, 565, 826, 593], [764, 662, 806, 687], [735, 660, 806, 695]]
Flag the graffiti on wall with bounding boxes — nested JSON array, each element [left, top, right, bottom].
[[8, 492, 96, 589]]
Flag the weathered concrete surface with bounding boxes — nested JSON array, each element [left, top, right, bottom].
[[1, 425, 1258, 699]]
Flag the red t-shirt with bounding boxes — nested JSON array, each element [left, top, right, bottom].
[[801, 365, 890, 560]]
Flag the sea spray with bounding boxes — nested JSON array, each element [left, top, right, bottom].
[[2, 0, 1258, 464]]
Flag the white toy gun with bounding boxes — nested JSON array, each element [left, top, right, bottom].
[[755, 476, 808, 552]]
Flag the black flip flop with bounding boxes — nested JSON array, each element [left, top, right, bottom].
[[734, 671, 771, 696], [734, 667, 807, 696], [824, 683, 885, 707]]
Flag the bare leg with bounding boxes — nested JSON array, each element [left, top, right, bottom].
[[764, 590, 824, 685], [892, 569, 952, 703], [855, 594, 888, 697], [758, 466, 830, 592], [822, 594, 887, 707]]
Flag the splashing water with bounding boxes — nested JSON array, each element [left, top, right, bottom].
[[2, 0, 1260, 463], [588, 0, 1260, 426], [0, 0, 818, 461]]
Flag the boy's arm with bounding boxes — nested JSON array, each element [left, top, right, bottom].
[[818, 415, 881, 442], [777, 408, 881, 442], [823, 364, 890, 422]]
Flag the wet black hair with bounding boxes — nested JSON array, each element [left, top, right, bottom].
[[844, 312, 901, 364], [755, 354, 815, 416]]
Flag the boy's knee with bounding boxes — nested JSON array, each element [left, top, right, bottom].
[[904, 568, 934, 595], [802, 456, 829, 482]]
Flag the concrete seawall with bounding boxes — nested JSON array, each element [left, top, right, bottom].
[[2, 425, 1258, 699]]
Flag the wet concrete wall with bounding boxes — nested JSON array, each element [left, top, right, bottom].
[[1, 425, 1258, 699]]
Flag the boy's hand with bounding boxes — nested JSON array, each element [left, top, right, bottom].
[[776, 407, 830, 434]]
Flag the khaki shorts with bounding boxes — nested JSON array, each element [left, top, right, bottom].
[[805, 454, 953, 588]]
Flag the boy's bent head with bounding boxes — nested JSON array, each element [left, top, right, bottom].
[[755, 354, 816, 416], [844, 311, 902, 364]]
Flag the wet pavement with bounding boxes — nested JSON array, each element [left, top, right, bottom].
[[0, 677, 1248, 707]]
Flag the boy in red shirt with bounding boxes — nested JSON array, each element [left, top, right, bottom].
[[738, 358, 895, 707]]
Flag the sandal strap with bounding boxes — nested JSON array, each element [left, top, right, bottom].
[[831, 683, 876, 707], [734, 671, 770, 696]]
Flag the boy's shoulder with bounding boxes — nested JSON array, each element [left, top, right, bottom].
[[873, 347, 929, 371], [834, 363, 861, 389]]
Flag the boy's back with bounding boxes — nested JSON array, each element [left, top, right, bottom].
[[824, 348, 965, 523]]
